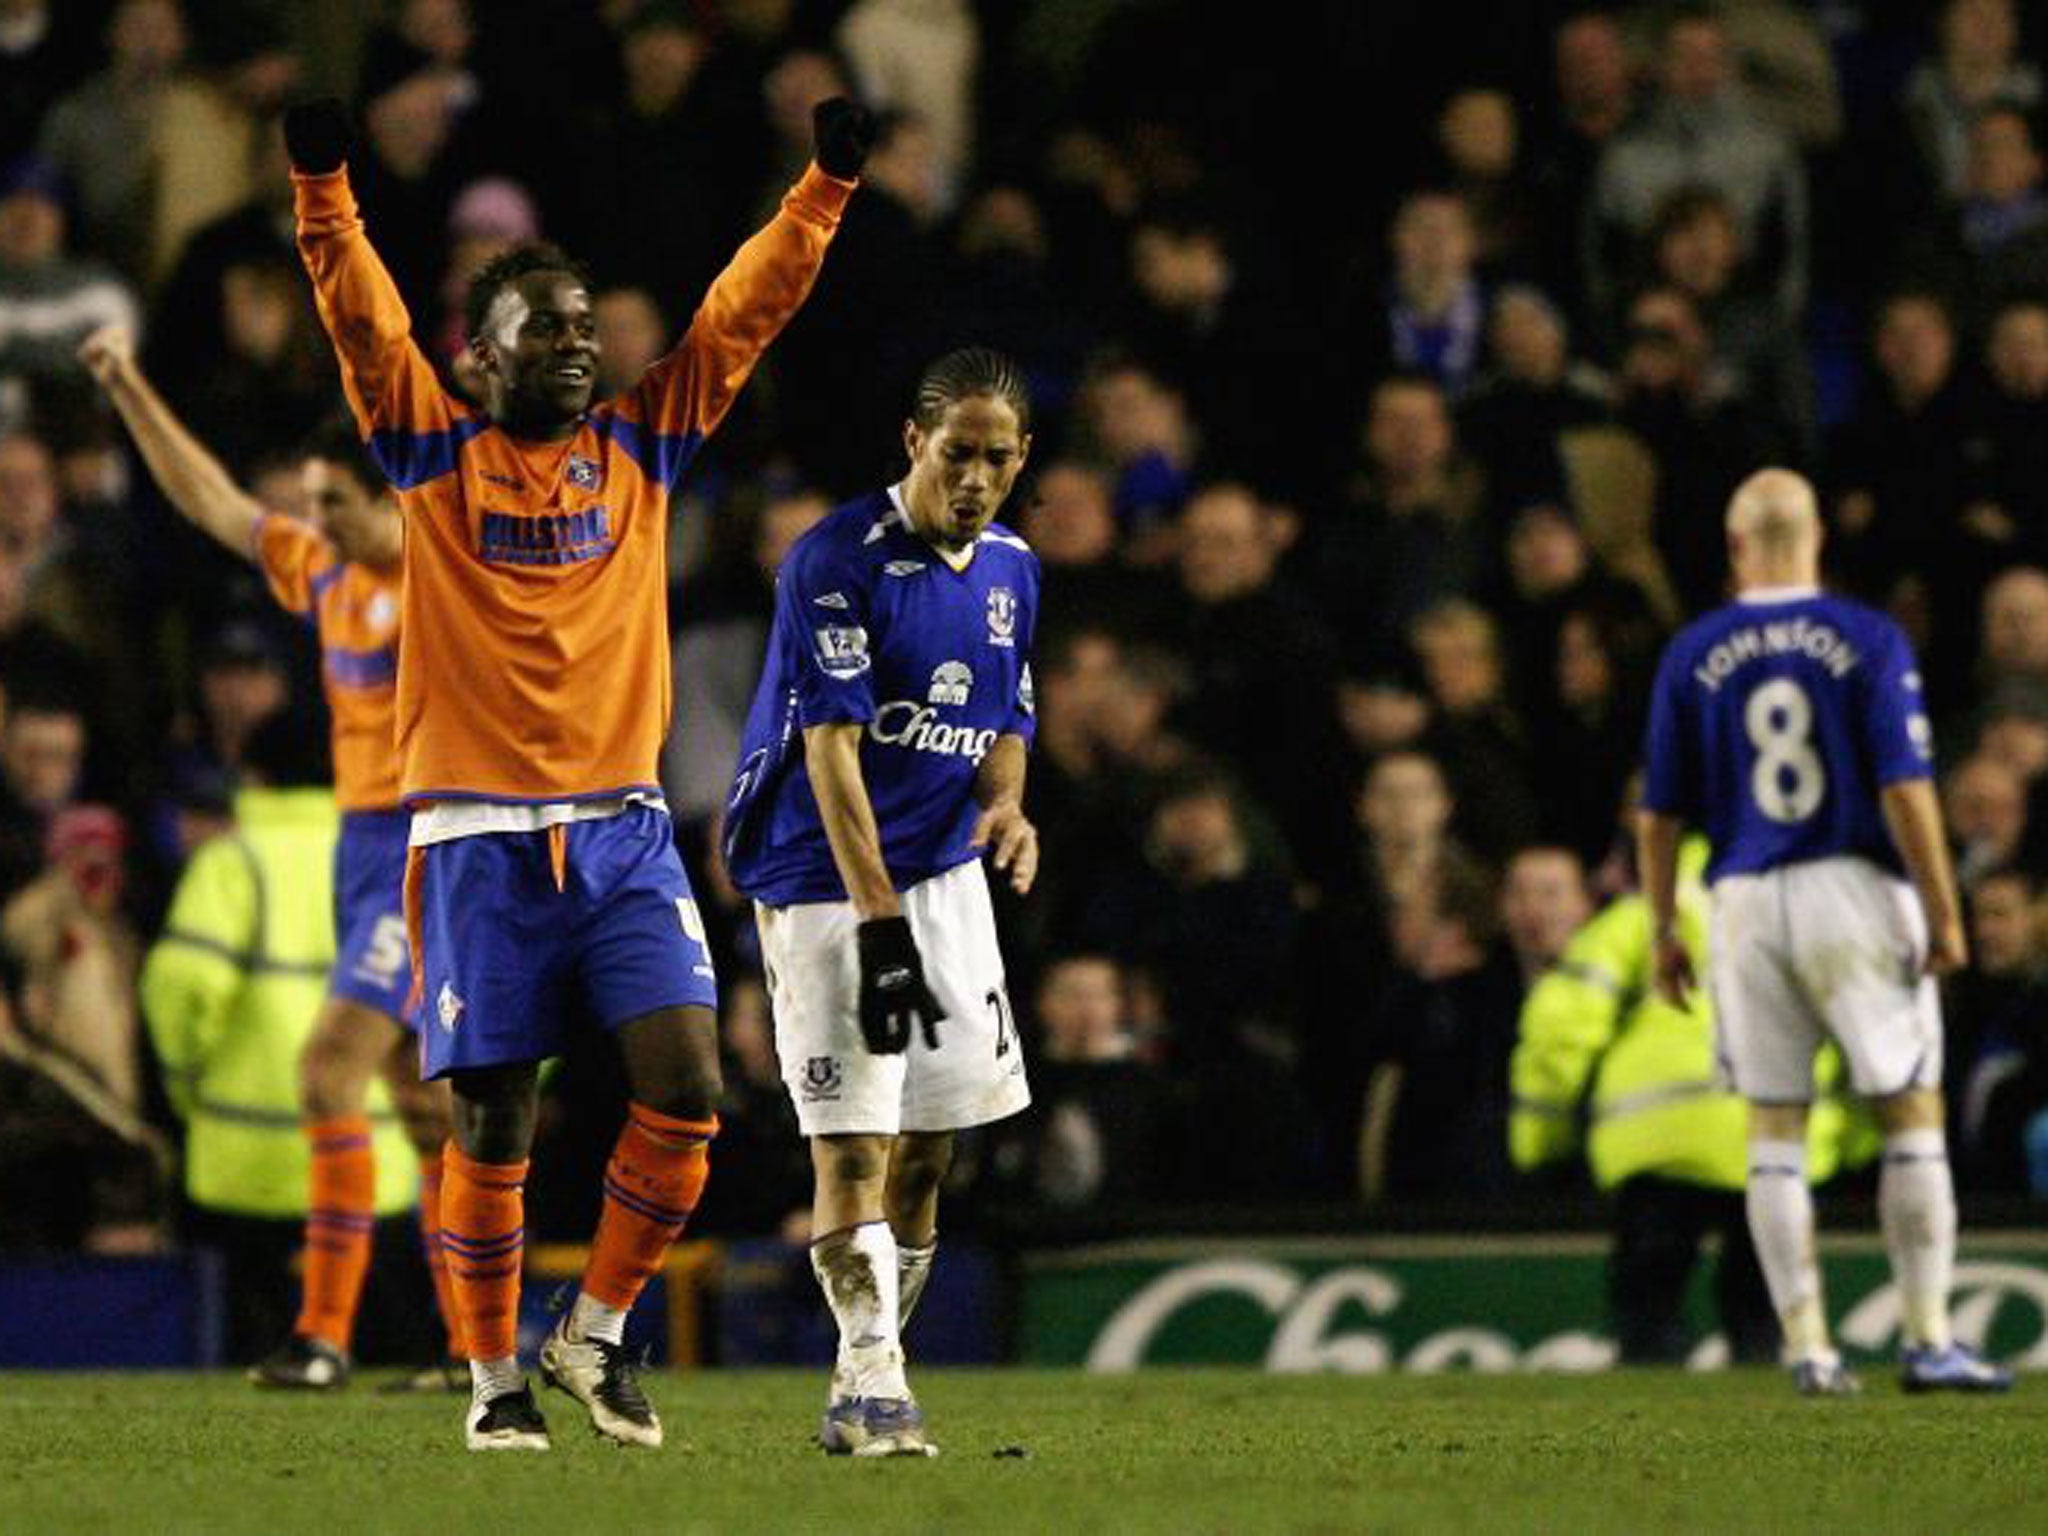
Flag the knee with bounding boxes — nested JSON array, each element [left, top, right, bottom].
[[1872, 1087, 1944, 1137], [622, 1008, 723, 1121], [298, 1027, 368, 1119], [815, 1135, 890, 1193], [388, 1075, 452, 1156], [451, 1070, 538, 1164], [886, 1141, 953, 1218]]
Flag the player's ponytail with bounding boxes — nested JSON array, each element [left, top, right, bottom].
[[911, 347, 1031, 433]]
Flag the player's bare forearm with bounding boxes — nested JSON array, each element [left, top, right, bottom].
[[973, 733, 1027, 810], [1880, 777, 1968, 970], [971, 734, 1038, 896], [804, 722, 900, 919], [1635, 811, 1684, 932], [1635, 810, 1695, 1007], [79, 328, 261, 558]]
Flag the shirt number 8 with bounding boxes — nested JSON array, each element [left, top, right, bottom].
[[1745, 677, 1826, 824]]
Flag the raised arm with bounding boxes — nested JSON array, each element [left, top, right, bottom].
[[626, 101, 872, 470], [77, 326, 263, 559], [285, 99, 457, 456]]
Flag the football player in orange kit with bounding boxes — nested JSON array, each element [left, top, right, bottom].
[[284, 93, 872, 1451], [78, 327, 463, 1392]]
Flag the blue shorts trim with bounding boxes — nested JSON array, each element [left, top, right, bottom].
[[413, 805, 717, 1077], [330, 809, 413, 1027]]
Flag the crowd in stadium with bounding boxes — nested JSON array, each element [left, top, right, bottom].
[[3, 0, 2048, 1266]]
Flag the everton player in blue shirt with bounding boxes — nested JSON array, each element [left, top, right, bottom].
[[1639, 468, 2010, 1395], [726, 348, 1038, 1455]]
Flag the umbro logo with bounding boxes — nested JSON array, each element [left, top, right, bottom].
[[883, 560, 926, 577], [814, 591, 850, 609], [437, 982, 464, 1033]]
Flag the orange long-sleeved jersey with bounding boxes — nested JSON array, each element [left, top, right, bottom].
[[294, 164, 850, 806], [254, 514, 402, 812]]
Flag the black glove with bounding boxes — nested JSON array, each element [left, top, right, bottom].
[[812, 97, 878, 180], [856, 916, 944, 1054], [283, 97, 353, 175]]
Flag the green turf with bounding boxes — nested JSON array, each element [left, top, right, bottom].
[[2, 1368, 2045, 1534]]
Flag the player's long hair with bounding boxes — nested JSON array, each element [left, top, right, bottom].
[[911, 347, 1032, 432]]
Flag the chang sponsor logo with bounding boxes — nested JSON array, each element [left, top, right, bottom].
[[927, 660, 973, 707], [869, 701, 997, 763]]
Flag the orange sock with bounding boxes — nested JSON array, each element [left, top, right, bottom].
[[580, 1104, 717, 1311], [416, 1148, 465, 1359], [440, 1140, 528, 1363], [294, 1116, 376, 1350]]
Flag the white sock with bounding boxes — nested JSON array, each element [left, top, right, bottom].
[[469, 1355, 522, 1404], [1746, 1138, 1832, 1360], [811, 1221, 908, 1401], [897, 1236, 937, 1331], [1879, 1127, 1956, 1351], [568, 1290, 627, 1347]]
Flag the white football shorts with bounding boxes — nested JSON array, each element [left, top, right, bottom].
[[1707, 855, 1942, 1102], [755, 859, 1031, 1136]]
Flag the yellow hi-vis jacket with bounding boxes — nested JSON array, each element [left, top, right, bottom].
[[141, 787, 415, 1219], [1510, 839, 1874, 1191]]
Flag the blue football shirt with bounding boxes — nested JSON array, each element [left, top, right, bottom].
[[1641, 588, 1935, 881], [724, 488, 1038, 905]]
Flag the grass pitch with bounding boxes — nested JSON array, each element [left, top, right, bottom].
[[2, 1368, 2044, 1534]]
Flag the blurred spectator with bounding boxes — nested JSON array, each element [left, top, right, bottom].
[[0, 1, 95, 166], [1335, 653, 1433, 766], [1019, 458, 1155, 641], [1155, 483, 1343, 871], [1079, 769, 1310, 1199], [1948, 865, 2048, 1191], [1614, 285, 1776, 614], [1436, 87, 1540, 281], [1318, 373, 1488, 654], [1648, 182, 1814, 455], [1947, 751, 2029, 883], [1956, 300, 2048, 572], [1588, 5, 1807, 323], [146, 7, 299, 283], [33, 0, 189, 280], [1075, 355, 1197, 553], [984, 954, 1171, 1211], [592, 284, 669, 402], [1899, 102, 2048, 327], [1977, 565, 2048, 704], [664, 484, 828, 823], [2, 804, 143, 1113], [169, 253, 333, 477], [1901, 0, 2042, 207], [1536, 8, 1640, 314], [1377, 190, 1487, 400], [348, 63, 474, 320], [1124, 205, 1304, 494], [1538, 602, 1660, 866], [564, 4, 722, 303], [1358, 850, 1519, 1204], [1458, 285, 1611, 513], [1498, 844, 1593, 988], [837, 0, 977, 215], [0, 156, 142, 430], [1829, 291, 1974, 611], [0, 690, 85, 896], [1410, 599, 1541, 860], [163, 620, 290, 803]]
